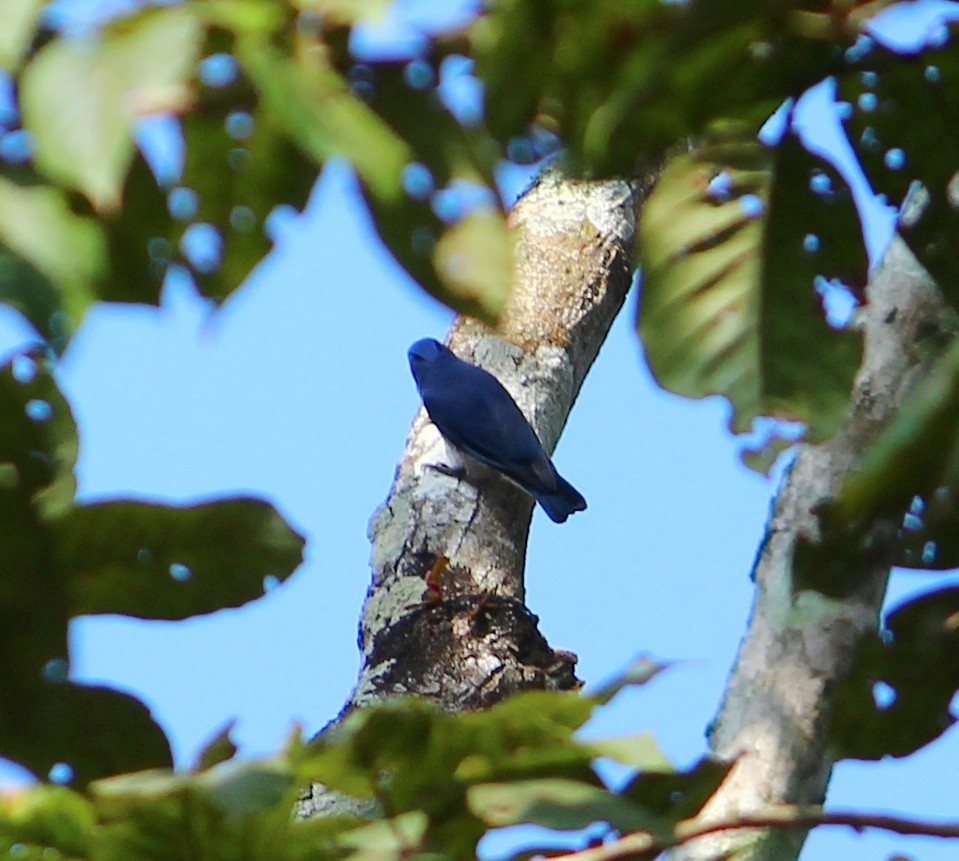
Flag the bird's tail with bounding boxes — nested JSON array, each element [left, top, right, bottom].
[[534, 476, 587, 524]]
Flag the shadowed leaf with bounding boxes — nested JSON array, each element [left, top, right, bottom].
[[621, 756, 733, 823], [4, 682, 172, 787], [56, 497, 305, 620], [474, 0, 847, 176], [831, 586, 959, 759], [194, 721, 239, 772], [838, 39, 959, 311]]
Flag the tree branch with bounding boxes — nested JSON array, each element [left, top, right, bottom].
[[558, 806, 959, 861], [669, 237, 951, 861]]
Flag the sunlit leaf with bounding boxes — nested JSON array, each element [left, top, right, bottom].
[[0, 171, 107, 350], [293, 0, 393, 25], [336, 811, 429, 857], [55, 497, 305, 620], [92, 759, 298, 861], [590, 656, 671, 702], [468, 778, 668, 833], [0, 785, 94, 856], [432, 207, 512, 321], [586, 733, 670, 771], [639, 129, 864, 453], [21, 7, 201, 211], [0, 0, 45, 71], [197, 759, 294, 816]]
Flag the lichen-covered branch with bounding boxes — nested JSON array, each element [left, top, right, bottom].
[[671, 238, 948, 861]]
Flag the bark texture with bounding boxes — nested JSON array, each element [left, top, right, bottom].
[[671, 238, 949, 860]]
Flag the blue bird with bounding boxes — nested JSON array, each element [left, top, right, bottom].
[[408, 338, 586, 523]]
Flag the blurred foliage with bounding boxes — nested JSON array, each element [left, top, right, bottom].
[[838, 40, 959, 309], [0, 667, 737, 861], [830, 586, 959, 759], [3, 0, 959, 851], [0, 350, 304, 783], [638, 127, 865, 447]]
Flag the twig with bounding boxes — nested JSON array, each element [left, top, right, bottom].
[[553, 806, 959, 861]]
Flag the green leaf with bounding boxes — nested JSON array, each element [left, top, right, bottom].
[[293, 0, 394, 25], [236, 36, 408, 200], [830, 586, 959, 759], [0, 785, 94, 857], [21, 7, 202, 211], [303, 691, 605, 821], [197, 758, 294, 816], [98, 101, 318, 306], [336, 811, 429, 856], [638, 129, 864, 452], [586, 733, 670, 771], [468, 779, 669, 833], [193, 720, 239, 772], [794, 332, 959, 591], [0, 171, 108, 351], [895, 488, 959, 570], [92, 759, 299, 861], [0, 349, 78, 516], [0, 0, 45, 71], [238, 36, 510, 323], [474, 0, 842, 176], [178, 100, 318, 303], [838, 41, 959, 311], [620, 756, 733, 823], [0, 354, 152, 786], [54, 497, 305, 620], [432, 208, 512, 321], [8, 682, 172, 787], [590, 656, 671, 703]]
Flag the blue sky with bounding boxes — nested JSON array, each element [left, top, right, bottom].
[[4, 2, 959, 860]]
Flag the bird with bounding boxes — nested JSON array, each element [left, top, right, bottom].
[[408, 337, 586, 523]]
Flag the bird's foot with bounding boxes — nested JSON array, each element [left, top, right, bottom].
[[425, 462, 467, 480], [406, 555, 450, 609]]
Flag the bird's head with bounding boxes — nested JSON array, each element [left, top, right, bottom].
[[408, 338, 448, 378]]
